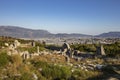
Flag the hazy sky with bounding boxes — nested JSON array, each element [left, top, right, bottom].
[[0, 0, 120, 35]]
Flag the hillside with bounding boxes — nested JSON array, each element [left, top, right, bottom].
[[0, 26, 92, 38], [0, 26, 52, 38], [96, 32, 120, 38]]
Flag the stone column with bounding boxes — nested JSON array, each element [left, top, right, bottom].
[[70, 50, 74, 58], [37, 46, 39, 53], [100, 45, 106, 55], [96, 45, 106, 56], [32, 42, 35, 47]]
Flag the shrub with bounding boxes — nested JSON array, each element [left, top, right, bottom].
[[20, 72, 33, 80], [31, 61, 48, 69], [0, 52, 9, 67], [72, 70, 100, 80], [10, 54, 22, 67], [41, 65, 71, 80], [31, 61, 71, 80]]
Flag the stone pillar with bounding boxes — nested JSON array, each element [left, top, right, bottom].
[[22, 51, 30, 60], [37, 46, 39, 53], [32, 42, 35, 47], [96, 45, 106, 56], [70, 50, 74, 58], [100, 45, 106, 55]]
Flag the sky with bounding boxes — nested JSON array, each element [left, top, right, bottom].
[[0, 0, 120, 35]]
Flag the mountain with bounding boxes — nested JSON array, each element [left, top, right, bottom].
[[0, 26, 91, 38], [0, 26, 52, 38], [0, 26, 119, 38], [96, 32, 120, 38]]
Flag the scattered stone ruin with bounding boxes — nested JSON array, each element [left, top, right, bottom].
[[6, 39, 107, 62]]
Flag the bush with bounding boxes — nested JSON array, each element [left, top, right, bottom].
[[31, 61, 71, 80], [31, 61, 48, 69], [20, 72, 33, 80], [72, 69, 100, 80], [0, 52, 9, 67], [41, 65, 71, 80], [46, 45, 61, 51], [70, 44, 96, 52], [10, 54, 22, 67]]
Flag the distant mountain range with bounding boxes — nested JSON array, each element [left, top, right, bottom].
[[95, 32, 120, 38], [0, 26, 120, 38]]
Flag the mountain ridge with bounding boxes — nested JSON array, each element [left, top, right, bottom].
[[0, 26, 51, 38], [0, 26, 120, 38], [95, 31, 120, 38]]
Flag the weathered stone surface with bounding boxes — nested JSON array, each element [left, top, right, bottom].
[[21, 51, 30, 59], [9, 44, 15, 50], [66, 56, 70, 63], [62, 43, 71, 50], [13, 40, 20, 48], [62, 43, 73, 58], [5, 43, 9, 46], [96, 45, 106, 56]]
